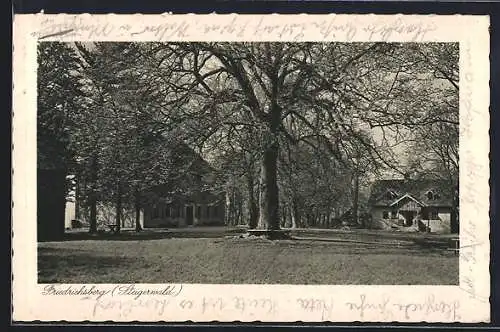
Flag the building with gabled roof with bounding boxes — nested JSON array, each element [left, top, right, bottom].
[[67, 141, 226, 230], [141, 144, 226, 228], [368, 178, 458, 233]]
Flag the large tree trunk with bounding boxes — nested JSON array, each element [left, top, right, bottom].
[[258, 147, 280, 230], [88, 155, 98, 234], [258, 106, 281, 230]]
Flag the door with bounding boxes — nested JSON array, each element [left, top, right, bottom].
[[186, 206, 194, 226], [401, 211, 416, 226]]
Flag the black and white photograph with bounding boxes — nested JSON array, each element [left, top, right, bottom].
[[12, 13, 490, 323], [37, 41, 460, 284]]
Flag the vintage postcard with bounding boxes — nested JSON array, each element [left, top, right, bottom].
[[12, 13, 490, 322]]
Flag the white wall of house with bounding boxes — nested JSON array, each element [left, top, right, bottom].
[[371, 207, 405, 229], [438, 210, 451, 223], [422, 219, 451, 233], [422, 208, 451, 233], [370, 206, 451, 233], [370, 207, 393, 230], [64, 201, 76, 228]]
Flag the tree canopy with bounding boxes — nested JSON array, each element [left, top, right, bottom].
[[37, 41, 459, 234]]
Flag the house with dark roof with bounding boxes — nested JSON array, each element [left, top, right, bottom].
[[142, 144, 226, 228], [69, 143, 226, 230], [143, 189, 225, 228], [368, 179, 458, 234]]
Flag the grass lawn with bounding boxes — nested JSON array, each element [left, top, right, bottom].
[[38, 229, 458, 284]]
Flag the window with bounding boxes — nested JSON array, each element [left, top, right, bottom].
[[383, 211, 389, 219], [196, 206, 201, 218], [427, 190, 440, 200], [390, 210, 398, 219], [429, 211, 439, 220], [206, 206, 210, 218], [152, 206, 159, 218], [213, 205, 218, 218], [165, 206, 171, 218]]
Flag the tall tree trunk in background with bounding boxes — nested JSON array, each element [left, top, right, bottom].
[[246, 171, 258, 229], [237, 196, 243, 225], [280, 205, 286, 228], [134, 188, 142, 232], [307, 211, 313, 227], [74, 173, 80, 221], [451, 181, 459, 233], [89, 193, 97, 233], [258, 105, 281, 230], [232, 190, 238, 225], [290, 197, 300, 229], [115, 182, 122, 233], [352, 171, 360, 227], [88, 154, 98, 234], [224, 185, 233, 226], [325, 204, 332, 228]]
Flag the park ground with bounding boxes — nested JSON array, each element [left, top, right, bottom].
[[38, 227, 459, 285]]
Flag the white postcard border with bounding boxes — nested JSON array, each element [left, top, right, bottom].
[[12, 13, 491, 322]]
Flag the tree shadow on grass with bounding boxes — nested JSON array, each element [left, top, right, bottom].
[[291, 229, 453, 242], [288, 236, 457, 257], [411, 237, 450, 249], [37, 247, 138, 283], [40, 228, 247, 242]]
